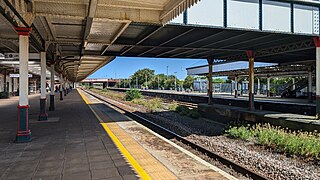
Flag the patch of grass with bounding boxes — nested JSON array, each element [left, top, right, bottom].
[[132, 98, 163, 113], [225, 124, 320, 160], [91, 88, 125, 100], [168, 101, 179, 111], [145, 98, 163, 113], [125, 89, 142, 101]]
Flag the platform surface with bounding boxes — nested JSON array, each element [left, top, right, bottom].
[[0, 91, 138, 180], [0, 89, 236, 180], [111, 88, 316, 106]]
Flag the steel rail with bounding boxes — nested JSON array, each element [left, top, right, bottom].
[[83, 88, 268, 180]]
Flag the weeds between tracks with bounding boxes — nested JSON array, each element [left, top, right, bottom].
[[226, 124, 320, 160]]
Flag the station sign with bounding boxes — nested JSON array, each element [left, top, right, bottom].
[[9, 74, 33, 78]]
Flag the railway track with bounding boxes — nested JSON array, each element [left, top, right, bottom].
[[82, 89, 268, 180]]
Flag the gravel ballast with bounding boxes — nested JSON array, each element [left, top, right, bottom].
[[89, 89, 320, 180]]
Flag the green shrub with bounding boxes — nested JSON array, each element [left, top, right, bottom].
[[175, 105, 201, 119], [125, 89, 142, 101], [226, 126, 254, 141], [225, 124, 320, 159], [101, 89, 108, 92]]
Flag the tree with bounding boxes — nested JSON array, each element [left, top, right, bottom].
[[183, 75, 194, 89], [164, 75, 176, 89], [131, 68, 155, 88], [149, 74, 166, 89], [212, 78, 225, 83]]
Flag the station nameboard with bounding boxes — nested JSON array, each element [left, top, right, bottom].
[[9, 74, 33, 78]]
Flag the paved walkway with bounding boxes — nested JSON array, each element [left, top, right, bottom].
[[0, 91, 137, 180]]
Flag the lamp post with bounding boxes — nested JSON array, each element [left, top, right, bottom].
[[174, 72, 177, 91], [136, 77, 138, 89], [145, 74, 148, 89], [166, 66, 169, 79], [157, 75, 160, 90]]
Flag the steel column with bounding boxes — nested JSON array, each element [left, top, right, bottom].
[[13, 77, 17, 95], [257, 78, 260, 95], [308, 67, 313, 102], [8, 77, 12, 95], [247, 51, 255, 110], [15, 27, 32, 142], [64, 78, 67, 96], [292, 78, 296, 90], [234, 76, 238, 98], [223, 0, 227, 28], [290, 2, 294, 33], [267, 77, 271, 97], [60, 75, 63, 100], [317, 46, 320, 118], [314, 37, 320, 119], [207, 59, 214, 105], [259, 0, 263, 30], [3, 69, 7, 98], [39, 52, 48, 120], [183, 10, 188, 25], [49, 64, 55, 111]]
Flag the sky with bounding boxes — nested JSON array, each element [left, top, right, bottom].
[[89, 57, 207, 80]]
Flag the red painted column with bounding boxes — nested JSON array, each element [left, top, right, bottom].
[[15, 27, 32, 142], [246, 50, 255, 110], [313, 37, 320, 119]]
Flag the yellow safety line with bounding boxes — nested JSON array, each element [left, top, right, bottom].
[[76, 88, 151, 180], [77, 88, 92, 104], [100, 123, 151, 180]]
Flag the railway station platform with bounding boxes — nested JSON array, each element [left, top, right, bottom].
[[0, 91, 138, 180], [0, 90, 234, 180]]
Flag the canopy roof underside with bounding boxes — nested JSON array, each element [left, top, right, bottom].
[[0, 0, 198, 81], [103, 23, 316, 64], [0, 0, 318, 82]]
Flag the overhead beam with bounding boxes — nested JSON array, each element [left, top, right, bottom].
[[120, 26, 164, 56], [101, 22, 131, 55], [81, 0, 98, 56], [137, 28, 195, 56], [0, 41, 18, 53]]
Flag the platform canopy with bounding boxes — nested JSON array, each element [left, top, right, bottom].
[[186, 61, 313, 78], [102, 23, 315, 64], [0, 0, 199, 81], [0, 0, 320, 82]]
